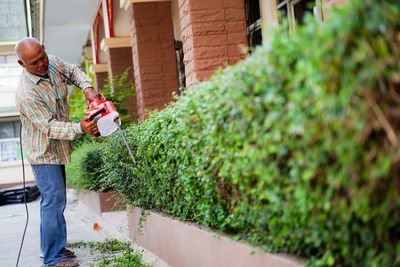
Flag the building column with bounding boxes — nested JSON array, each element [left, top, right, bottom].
[[322, 0, 348, 19], [323, 0, 348, 6], [178, 0, 248, 89], [92, 64, 109, 91], [127, 1, 179, 121], [102, 37, 138, 119]]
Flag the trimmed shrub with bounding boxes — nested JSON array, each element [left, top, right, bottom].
[[66, 141, 107, 192], [99, 0, 400, 266]]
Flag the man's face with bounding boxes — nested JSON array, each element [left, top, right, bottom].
[[18, 45, 49, 77]]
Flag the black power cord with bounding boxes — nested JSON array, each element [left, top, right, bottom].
[[16, 121, 29, 267]]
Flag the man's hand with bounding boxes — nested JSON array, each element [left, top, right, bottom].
[[84, 87, 100, 108], [80, 116, 99, 135]]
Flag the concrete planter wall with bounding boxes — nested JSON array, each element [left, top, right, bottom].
[[78, 191, 126, 215], [128, 207, 304, 267]]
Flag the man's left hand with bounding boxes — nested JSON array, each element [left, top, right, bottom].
[[84, 87, 100, 108]]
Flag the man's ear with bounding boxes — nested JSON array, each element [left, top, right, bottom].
[[18, 59, 25, 68]]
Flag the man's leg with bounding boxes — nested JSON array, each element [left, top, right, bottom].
[[32, 164, 67, 264]]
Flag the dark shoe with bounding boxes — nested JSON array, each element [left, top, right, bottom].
[[40, 248, 76, 259], [45, 257, 79, 267], [60, 248, 76, 258]]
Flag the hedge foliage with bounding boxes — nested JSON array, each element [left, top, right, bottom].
[[66, 70, 135, 190], [66, 141, 106, 192], [72, 0, 400, 266]]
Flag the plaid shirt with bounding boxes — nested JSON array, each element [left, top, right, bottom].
[[16, 55, 92, 164]]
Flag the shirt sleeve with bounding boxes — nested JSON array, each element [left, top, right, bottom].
[[51, 55, 93, 92], [20, 97, 83, 140]]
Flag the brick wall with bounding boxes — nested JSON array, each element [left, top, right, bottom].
[[178, 0, 248, 89], [128, 2, 179, 120], [323, 0, 349, 19], [323, 0, 349, 6], [107, 47, 134, 80], [94, 71, 108, 91], [106, 46, 137, 119]]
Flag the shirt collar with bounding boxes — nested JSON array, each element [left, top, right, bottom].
[[24, 68, 50, 85]]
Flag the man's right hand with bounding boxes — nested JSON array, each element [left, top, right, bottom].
[[80, 116, 99, 135], [84, 87, 100, 109]]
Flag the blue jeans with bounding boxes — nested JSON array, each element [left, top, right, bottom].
[[31, 164, 67, 264]]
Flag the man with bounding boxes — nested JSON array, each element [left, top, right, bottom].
[[15, 37, 99, 267]]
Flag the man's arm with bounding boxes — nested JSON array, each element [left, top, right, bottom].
[[20, 97, 98, 139], [51, 56, 100, 105]]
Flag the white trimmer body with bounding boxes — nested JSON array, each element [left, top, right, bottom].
[[96, 111, 121, 136]]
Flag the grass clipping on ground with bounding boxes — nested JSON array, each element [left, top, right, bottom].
[[67, 239, 152, 267]]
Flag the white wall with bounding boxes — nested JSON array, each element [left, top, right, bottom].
[[0, 91, 17, 107], [113, 0, 130, 37], [98, 19, 108, 64], [171, 0, 182, 41], [0, 162, 35, 185]]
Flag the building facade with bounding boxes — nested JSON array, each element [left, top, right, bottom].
[[86, 0, 348, 121], [0, 0, 35, 189], [0, 0, 347, 188]]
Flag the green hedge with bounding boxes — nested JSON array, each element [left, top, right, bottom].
[[75, 0, 399, 265], [66, 141, 106, 192]]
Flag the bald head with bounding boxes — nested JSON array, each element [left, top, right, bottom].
[[15, 37, 43, 62], [15, 37, 49, 77]]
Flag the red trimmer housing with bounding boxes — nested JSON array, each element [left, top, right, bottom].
[[86, 93, 120, 137]]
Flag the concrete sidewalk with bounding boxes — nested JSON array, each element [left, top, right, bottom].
[[0, 188, 169, 267]]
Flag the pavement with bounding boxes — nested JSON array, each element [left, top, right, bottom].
[[0, 188, 170, 267]]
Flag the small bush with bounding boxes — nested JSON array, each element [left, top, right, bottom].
[[66, 141, 107, 192], [101, 68, 136, 126], [98, 0, 400, 266]]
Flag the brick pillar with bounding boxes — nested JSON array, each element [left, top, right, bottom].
[[92, 64, 109, 91], [127, 2, 179, 121], [178, 0, 248, 89], [323, 0, 348, 6], [322, 0, 349, 19], [107, 47, 134, 80], [94, 71, 108, 91], [106, 46, 138, 119]]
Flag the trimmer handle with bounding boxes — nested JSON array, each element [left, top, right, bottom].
[[88, 93, 107, 110], [88, 108, 106, 122], [86, 93, 107, 137]]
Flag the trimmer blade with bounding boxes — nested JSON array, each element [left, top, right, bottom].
[[115, 120, 137, 165]]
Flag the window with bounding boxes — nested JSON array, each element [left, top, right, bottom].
[[0, 0, 28, 41], [0, 121, 21, 163], [277, 0, 322, 31], [245, 0, 263, 49]]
